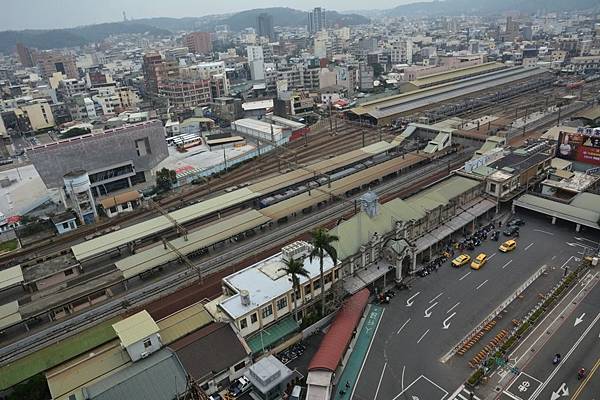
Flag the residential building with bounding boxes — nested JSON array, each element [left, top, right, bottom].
[[50, 211, 78, 235], [308, 7, 325, 33], [247, 46, 265, 81], [211, 97, 243, 123], [184, 31, 213, 54], [358, 62, 374, 91], [158, 76, 212, 111], [391, 40, 413, 64], [16, 99, 55, 131], [36, 51, 78, 79], [142, 53, 179, 95], [257, 13, 274, 40], [170, 322, 251, 395], [16, 42, 35, 67], [99, 190, 142, 218]]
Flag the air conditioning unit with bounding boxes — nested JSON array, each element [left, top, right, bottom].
[[140, 351, 149, 359]]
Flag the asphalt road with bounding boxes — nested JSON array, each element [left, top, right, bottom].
[[353, 213, 600, 400], [498, 278, 599, 400]]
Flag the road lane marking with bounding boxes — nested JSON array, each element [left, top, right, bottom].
[[502, 260, 513, 269], [447, 302, 461, 314], [560, 256, 574, 270], [424, 302, 438, 318], [571, 357, 600, 400], [530, 312, 600, 400], [397, 318, 411, 334], [512, 271, 597, 366], [401, 365, 405, 390], [406, 291, 420, 307], [459, 271, 471, 281], [552, 255, 556, 260], [429, 292, 444, 303], [476, 280, 488, 290], [534, 229, 554, 235], [417, 329, 430, 344], [352, 308, 385, 399], [488, 252, 497, 260], [524, 242, 534, 251], [373, 361, 387, 400]]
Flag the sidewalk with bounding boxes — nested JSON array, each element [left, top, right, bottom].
[[478, 269, 599, 399], [333, 304, 384, 400]]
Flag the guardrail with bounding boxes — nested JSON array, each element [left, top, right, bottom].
[[441, 264, 547, 363]]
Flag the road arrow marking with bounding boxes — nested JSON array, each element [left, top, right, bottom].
[[406, 291, 420, 307], [442, 312, 456, 329], [574, 313, 586, 327], [550, 383, 569, 400], [429, 292, 443, 303], [424, 302, 438, 318]]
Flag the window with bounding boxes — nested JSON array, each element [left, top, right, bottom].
[[313, 279, 321, 290], [68, 395, 77, 400], [276, 297, 287, 310], [250, 313, 258, 324], [135, 137, 151, 156], [64, 268, 74, 276], [109, 206, 117, 213], [261, 305, 273, 318], [62, 222, 69, 229], [489, 183, 497, 194], [334, 269, 340, 280], [325, 273, 333, 284], [143, 338, 152, 349], [234, 361, 245, 372], [240, 318, 248, 329], [304, 284, 312, 294]]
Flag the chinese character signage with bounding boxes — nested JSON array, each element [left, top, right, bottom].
[[556, 129, 600, 165]]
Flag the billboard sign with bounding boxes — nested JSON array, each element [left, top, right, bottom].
[[556, 128, 600, 166]]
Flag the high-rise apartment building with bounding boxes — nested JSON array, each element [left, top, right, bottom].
[[142, 53, 179, 95], [16, 42, 35, 67], [257, 13, 274, 40], [247, 46, 265, 81], [184, 32, 213, 54], [308, 7, 325, 34], [36, 51, 78, 79], [391, 40, 413, 64]]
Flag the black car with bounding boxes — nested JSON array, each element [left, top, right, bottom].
[[503, 225, 520, 236], [508, 218, 525, 226]]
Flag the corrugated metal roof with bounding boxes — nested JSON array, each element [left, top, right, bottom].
[[0, 265, 24, 290], [83, 349, 187, 400], [308, 289, 369, 372], [406, 176, 480, 211], [261, 154, 426, 221], [171, 322, 248, 379], [115, 210, 271, 279], [246, 316, 300, 354], [412, 62, 506, 88], [112, 311, 159, 348], [0, 300, 21, 330], [515, 194, 600, 228], [72, 188, 262, 262], [570, 192, 600, 213], [99, 191, 141, 209], [157, 303, 213, 344], [45, 341, 130, 400]]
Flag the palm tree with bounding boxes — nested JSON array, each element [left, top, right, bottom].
[[310, 228, 339, 316], [279, 256, 310, 322]]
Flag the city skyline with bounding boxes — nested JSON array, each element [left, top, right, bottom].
[[0, 0, 423, 30]]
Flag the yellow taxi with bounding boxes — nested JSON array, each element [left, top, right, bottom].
[[499, 239, 517, 252], [471, 253, 488, 270], [451, 254, 471, 267]]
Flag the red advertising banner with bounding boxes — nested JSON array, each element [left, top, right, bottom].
[[556, 128, 600, 165]]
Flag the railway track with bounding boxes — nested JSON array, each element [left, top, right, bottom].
[[0, 150, 470, 365]]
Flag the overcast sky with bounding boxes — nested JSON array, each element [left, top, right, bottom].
[[0, 0, 422, 30]]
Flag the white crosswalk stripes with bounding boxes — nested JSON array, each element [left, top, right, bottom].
[[449, 387, 481, 400]]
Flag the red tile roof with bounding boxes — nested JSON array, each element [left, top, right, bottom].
[[308, 288, 370, 373]]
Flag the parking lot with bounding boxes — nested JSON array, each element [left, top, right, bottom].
[[351, 212, 600, 400]]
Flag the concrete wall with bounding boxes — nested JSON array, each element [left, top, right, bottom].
[[28, 120, 168, 188]]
